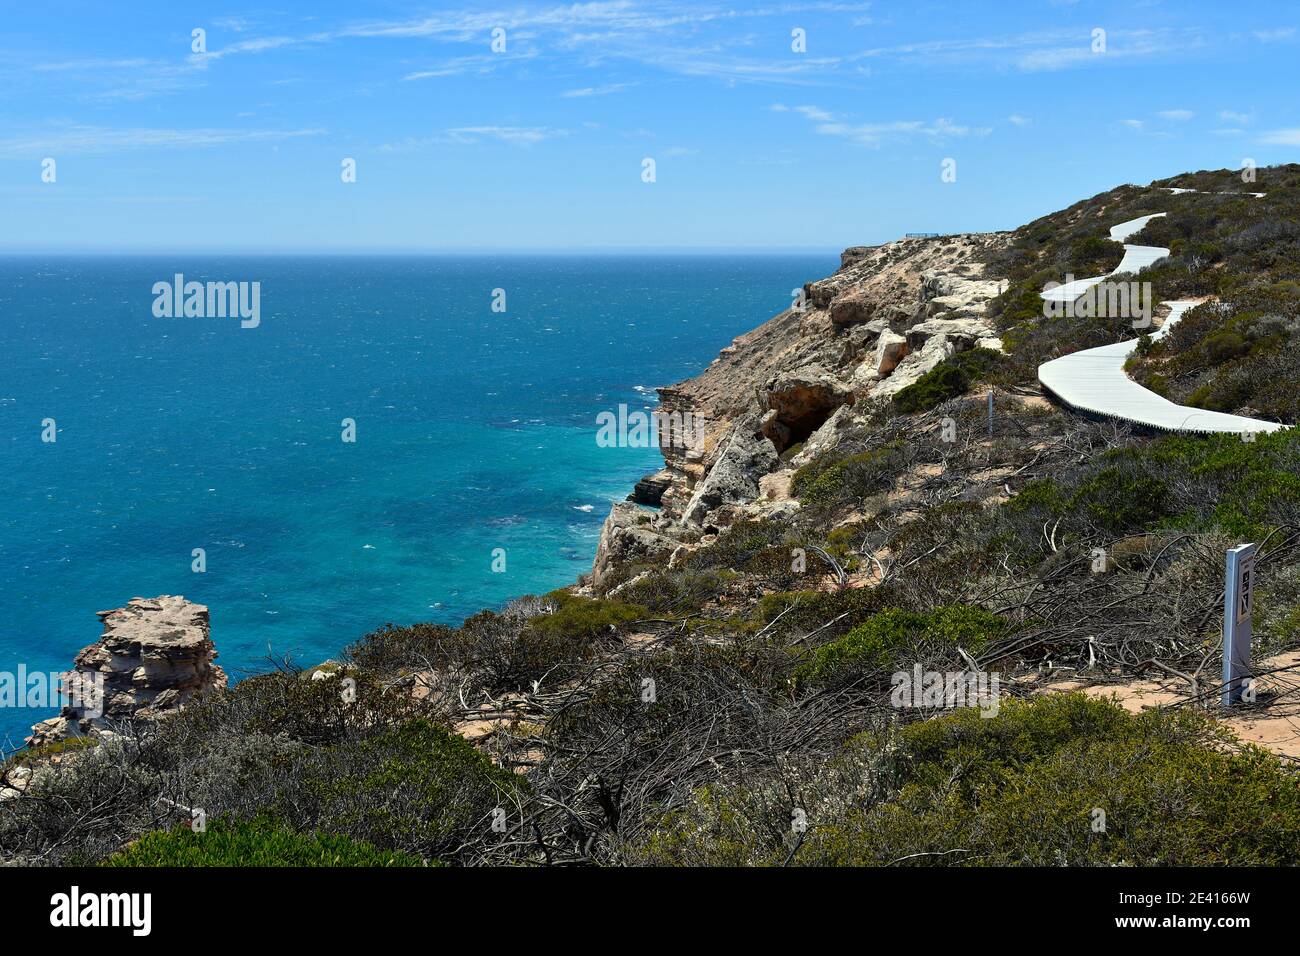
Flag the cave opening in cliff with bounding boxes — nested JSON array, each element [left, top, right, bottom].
[[765, 405, 836, 456], [784, 409, 831, 449]]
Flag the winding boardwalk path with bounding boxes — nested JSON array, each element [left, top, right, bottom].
[[1037, 195, 1284, 436]]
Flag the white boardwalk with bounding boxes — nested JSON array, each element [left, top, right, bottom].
[[1036, 201, 1284, 436], [1040, 214, 1169, 305]]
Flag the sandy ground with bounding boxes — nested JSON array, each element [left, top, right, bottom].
[[1032, 648, 1300, 760]]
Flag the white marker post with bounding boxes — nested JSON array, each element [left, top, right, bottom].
[[1221, 542, 1257, 706]]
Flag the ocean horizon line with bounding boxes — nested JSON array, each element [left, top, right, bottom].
[[0, 246, 846, 258]]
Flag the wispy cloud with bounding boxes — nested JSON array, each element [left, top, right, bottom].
[[1157, 109, 1195, 121], [402, 49, 538, 81], [33, 57, 157, 72], [771, 104, 835, 122], [855, 27, 1212, 74], [380, 126, 572, 151], [0, 125, 325, 157], [176, 3, 866, 87], [211, 17, 257, 34], [190, 34, 316, 66], [1220, 110, 1253, 125], [446, 126, 570, 146], [1007, 114, 1031, 126], [776, 104, 986, 146], [1260, 128, 1300, 146], [561, 82, 635, 97], [19, 54, 201, 101], [1017, 31, 1204, 72]]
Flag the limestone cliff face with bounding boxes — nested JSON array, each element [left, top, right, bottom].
[[27, 595, 227, 747], [590, 231, 1011, 584]]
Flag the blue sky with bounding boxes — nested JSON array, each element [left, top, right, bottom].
[[2, 0, 1298, 252]]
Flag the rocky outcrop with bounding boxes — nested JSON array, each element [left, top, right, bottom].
[[591, 503, 680, 588], [855, 329, 909, 386], [589, 230, 1013, 585], [906, 317, 993, 353], [26, 595, 227, 747], [921, 270, 1008, 309], [682, 417, 779, 526], [829, 288, 876, 327], [871, 334, 959, 399], [760, 364, 855, 452], [0, 764, 35, 802], [788, 405, 860, 468], [628, 467, 673, 506]]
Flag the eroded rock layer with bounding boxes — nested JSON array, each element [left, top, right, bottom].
[[591, 231, 1011, 580], [27, 595, 228, 747]]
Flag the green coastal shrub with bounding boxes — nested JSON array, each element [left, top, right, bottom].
[[684, 518, 790, 570], [1069, 235, 1127, 274], [1001, 429, 1300, 550], [755, 588, 889, 640], [614, 566, 735, 615], [892, 349, 1003, 414], [681, 518, 821, 590], [347, 621, 457, 674], [893, 363, 969, 413], [824, 524, 864, 569], [898, 691, 1140, 788], [349, 592, 652, 692], [526, 591, 648, 640], [793, 605, 1005, 688], [1009, 460, 1168, 538], [1069, 465, 1170, 535], [1149, 430, 1300, 536], [295, 718, 525, 861], [104, 816, 426, 867], [228, 670, 420, 747], [638, 694, 1300, 866], [792, 441, 906, 509], [877, 696, 1300, 866]]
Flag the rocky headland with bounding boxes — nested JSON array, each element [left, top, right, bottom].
[[12, 168, 1300, 867], [594, 231, 1010, 588], [26, 595, 227, 748]]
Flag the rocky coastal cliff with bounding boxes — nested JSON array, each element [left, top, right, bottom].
[[11, 169, 1300, 868], [593, 231, 1010, 588], [26, 595, 227, 748]]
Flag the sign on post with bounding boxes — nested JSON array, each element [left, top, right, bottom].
[[1221, 542, 1257, 706]]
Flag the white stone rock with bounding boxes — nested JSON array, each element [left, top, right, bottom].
[[870, 334, 956, 399]]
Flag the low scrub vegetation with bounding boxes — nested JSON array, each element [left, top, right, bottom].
[[105, 817, 426, 867], [892, 348, 1005, 413], [793, 605, 1005, 688], [8, 168, 1300, 870], [637, 695, 1300, 866]]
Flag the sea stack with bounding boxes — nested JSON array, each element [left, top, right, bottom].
[[26, 595, 227, 747]]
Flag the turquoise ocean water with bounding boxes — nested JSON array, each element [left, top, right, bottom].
[[0, 253, 834, 748]]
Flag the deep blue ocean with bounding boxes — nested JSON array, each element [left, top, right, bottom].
[[0, 253, 834, 749]]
